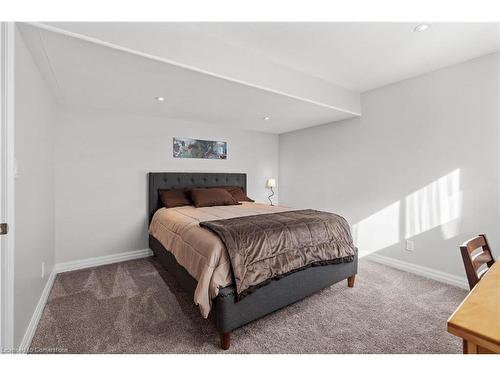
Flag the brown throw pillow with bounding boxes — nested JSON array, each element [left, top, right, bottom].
[[219, 186, 254, 202], [190, 188, 240, 208], [159, 189, 193, 208]]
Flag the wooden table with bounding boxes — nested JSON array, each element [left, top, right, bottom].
[[447, 261, 500, 354]]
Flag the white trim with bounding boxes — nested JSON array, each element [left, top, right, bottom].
[[26, 22, 361, 117], [55, 248, 152, 273], [0, 22, 15, 351], [18, 248, 153, 351], [367, 253, 469, 290], [14, 249, 471, 352], [18, 268, 56, 353]]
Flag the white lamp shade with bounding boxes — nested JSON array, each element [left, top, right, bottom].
[[267, 178, 276, 188]]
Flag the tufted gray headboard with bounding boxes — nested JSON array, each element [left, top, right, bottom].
[[148, 172, 247, 222]]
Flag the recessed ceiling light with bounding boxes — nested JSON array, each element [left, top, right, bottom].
[[263, 116, 270, 121], [414, 24, 430, 32], [155, 96, 165, 102]]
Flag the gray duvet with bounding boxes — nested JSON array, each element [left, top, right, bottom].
[[200, 209, 356, 299]]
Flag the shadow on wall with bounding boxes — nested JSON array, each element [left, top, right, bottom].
[[352, 168, 462, 257]]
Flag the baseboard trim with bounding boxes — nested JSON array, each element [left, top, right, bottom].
[[55, 248, 153, 273], [19, 248, 153, 352], [18, 268, 56, 353], [21, 249, 466, 351], [367, 253, 469, 290]]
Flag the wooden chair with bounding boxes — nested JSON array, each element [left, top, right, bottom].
[[460, 234, 495, 290]]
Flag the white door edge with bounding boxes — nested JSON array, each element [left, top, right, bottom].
[[0, 22, 15, 351]]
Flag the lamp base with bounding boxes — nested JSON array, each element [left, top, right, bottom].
[[268, 187, 275, 206]]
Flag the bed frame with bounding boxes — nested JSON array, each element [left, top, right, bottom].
[[148, 172, 358, 350]]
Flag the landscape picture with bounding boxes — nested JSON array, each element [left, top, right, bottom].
[[173, 137, 227, 159]]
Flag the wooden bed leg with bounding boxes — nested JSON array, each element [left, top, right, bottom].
[[220, 332, 231, 350], [347, 275, 355, 288]]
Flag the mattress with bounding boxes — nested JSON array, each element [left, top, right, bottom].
[[148, 202, 292, 317]]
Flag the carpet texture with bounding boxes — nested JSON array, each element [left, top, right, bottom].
[[29, 257, 467, 354]]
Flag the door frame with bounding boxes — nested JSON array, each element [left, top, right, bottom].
[[0, 22, 15, 351]]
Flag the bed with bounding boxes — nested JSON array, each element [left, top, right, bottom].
[[148, 172, 358, 350]]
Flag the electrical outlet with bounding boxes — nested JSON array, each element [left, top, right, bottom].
[[41, 262, 45, 278], [405, 240, 414, 252]]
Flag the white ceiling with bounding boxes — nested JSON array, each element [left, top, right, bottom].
[[19, 24, 355, 134], [191, 22, 500, 92], [19, 22, 499, 134], [38, 22, 362, 115]]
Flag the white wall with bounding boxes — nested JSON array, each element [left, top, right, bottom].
[[54, 106, 279, 264], [14, 28, 55, 346], [279, 53, 500, 279]]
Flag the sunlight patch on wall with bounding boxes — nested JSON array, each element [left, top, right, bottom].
[[405, 168, 462, 240], [352, 201, 401, 257]]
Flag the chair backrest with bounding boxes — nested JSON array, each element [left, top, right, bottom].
[[460, 234, 495, 289]]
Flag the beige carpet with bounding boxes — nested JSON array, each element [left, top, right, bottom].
[[29, 256, 467, 354]]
